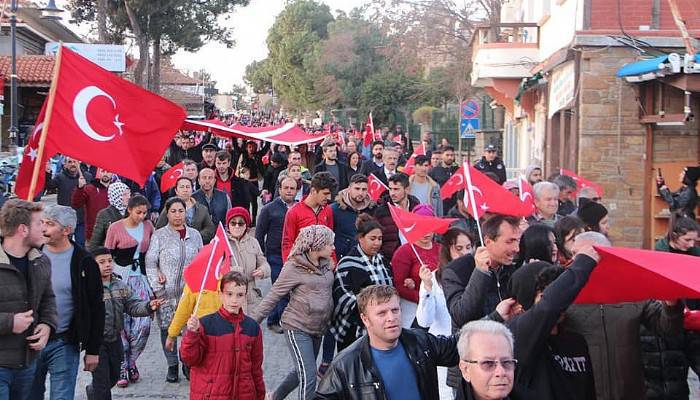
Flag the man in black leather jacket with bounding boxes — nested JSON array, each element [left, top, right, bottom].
[[316, 285, 458, 400]]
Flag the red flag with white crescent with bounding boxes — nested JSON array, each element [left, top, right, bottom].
[[42, 46, 186, 186], [364, 112, 376, 147], [159, 161, 185, 193], [402, 144, 426, 175], [15, 99, 55, 200], [368, 173, 388, 202], [388, 204, 456, 244], [518, 175, 537, 214], [440, 167, 465, 200], [184, 119, 328, 147], [183, 223, 232, 293], [463, 162, 533, 219], [560, 168, 604, 196]]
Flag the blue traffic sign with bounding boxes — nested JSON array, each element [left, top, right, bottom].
[[462, 99, 480, 119], [460, 118, 480, 139]]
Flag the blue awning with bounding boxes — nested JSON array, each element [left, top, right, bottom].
[[616, 55, 669, 77]]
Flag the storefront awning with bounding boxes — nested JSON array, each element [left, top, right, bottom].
[[616, 55, 669, 78]]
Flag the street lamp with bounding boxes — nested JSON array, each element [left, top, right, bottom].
[[8, 0, 63, 146]]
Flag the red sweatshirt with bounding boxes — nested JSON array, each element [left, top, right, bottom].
[[71, 181, 109, 240], [281, 199, 334, 261], [391, 242, 441, 303]]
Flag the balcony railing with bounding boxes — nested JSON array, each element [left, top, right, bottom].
[[473, 22, 540, 49]]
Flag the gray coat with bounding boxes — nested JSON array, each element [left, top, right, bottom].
[[0, 246, 57, 368], [102, 275, 152, 342]]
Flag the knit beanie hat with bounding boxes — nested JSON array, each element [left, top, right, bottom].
[[507, 261, 551, 311], [226, 207, 252, 227], [684, 166, 700, 185], [413, 204, 435, 217], [577, 201, 608, 228]]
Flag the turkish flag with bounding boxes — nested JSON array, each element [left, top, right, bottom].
[[463, 162, 533, 219], [560, 168, 605, 197], [183, 223, 232, 292], [368, 173, 388, 201], [15, 100, 55, 200], [159, 161, 185, 193], [43, 46, 186, 186], [518, 175, 537, 214], [402, 144, 426, 175], [575, 246, 700, 303], [363, 113, 375, 147], [440, 166, 465, 200], [388, 204, 456, 244]]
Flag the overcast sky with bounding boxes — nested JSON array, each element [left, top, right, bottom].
[[56, 0, 369, 92]]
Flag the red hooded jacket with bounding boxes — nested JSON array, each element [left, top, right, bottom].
[[71, 181, 109, 241], [180, 307, 265, 400]]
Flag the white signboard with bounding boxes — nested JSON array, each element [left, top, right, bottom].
[[45, 43, 126, 72], [548, 60, 575, 119]]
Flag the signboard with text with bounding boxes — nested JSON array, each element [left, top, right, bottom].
[[45, 43, 126, 72], [548, 60, 575, 118]]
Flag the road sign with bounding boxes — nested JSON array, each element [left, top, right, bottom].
[[462, 99, 480, 119], [460, 118, 479, 139]]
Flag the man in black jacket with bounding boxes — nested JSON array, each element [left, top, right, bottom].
[[193, 168, 231, 227], [315, 141, 348, 197], [474, 144, 506, 184], [31, 205, 104, 400], [44, 157, 93, 247], [442, 214, 522, 390], [317, 285, 458, 400]]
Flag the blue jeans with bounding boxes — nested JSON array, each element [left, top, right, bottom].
[[29, 337, 80, 400], [0, 359, 37, 400], [266, 254, 289, 326]]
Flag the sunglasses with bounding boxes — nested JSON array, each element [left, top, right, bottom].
[[463, 359, 518, 372], [229, 221, 246, 227]]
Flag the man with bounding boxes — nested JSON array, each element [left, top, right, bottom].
[[430, 146, 460, 212], [255, 176, 297, 334], [446, 190, 479, 237], [373, 147, 400, 186], [315, 140, 349, 196], [409, 155, 443, 216], [281, 171, 337, 261], [316, 285, 458, 400], [420, 130, 437, 154], [359, 141, 385, 177], [182, 160, 200, 192], [0, 200, 56, 399], [552, 174, 577, 216], [166, 131, 210, 165], [527, 182, 560, 227], [278, 150, 312, 181], [71, 169, 113, 242], [198, 143, 218, 171], [31, 206, 104, 400], [442, 214, 522, 391], [193, 167, 231, 227], [474, 144, 506, 184], [430, 150, 443, 170], [373, 173, 420, 259], [576, 186, 602, 210], [561, 232, 684, 400], [331, 174, 376, 259], [44, 157, 93, 246], [232, 140, 270, 182], [213, 151, 250, 209]]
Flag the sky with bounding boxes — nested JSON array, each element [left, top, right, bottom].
[[56, 0, 369, 92]]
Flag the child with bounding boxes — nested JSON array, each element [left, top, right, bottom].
[[87, 247, 164, 400], [180, 271, 265, 400]]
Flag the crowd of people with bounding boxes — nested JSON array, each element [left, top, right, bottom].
[[0, 116, 699, 400]]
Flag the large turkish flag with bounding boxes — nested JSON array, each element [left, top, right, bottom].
[[43, 46, 186, 185], [15, 99, 54, 199]]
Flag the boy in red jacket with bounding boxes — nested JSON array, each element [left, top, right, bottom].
[[180, 271, 265, 400]]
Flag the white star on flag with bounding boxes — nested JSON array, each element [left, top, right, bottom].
[[28, 147, 37, 162]]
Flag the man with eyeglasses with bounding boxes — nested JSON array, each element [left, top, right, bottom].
[[317, 285, 459, 400], [474, 144, 507, 184]]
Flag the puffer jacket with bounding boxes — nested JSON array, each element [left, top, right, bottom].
[[659, 185, 698, 220], [146, 225, 203, 329], [0, 246, 57, 368], [102, 275, 153, 342], [252, 254, 334, 337], [331, 189, 376, 259], [316, 329, 459, 400], [372, 193, 421, 260], [228, 233, 271, 313], [180, 307, 265, 400], [168, 285, 221, 338]]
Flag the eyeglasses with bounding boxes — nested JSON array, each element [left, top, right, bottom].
[[230, 221, 246, 227], [463, 359, 518, 372]]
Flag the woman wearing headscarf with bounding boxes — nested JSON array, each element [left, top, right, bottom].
[[252, 225, 335, 400], [146, 197, 203, 383], [225, 207, 270, 313], [104, 193, 155, 387], [89, 181, 131, 251], [657, 166, 700, 219]]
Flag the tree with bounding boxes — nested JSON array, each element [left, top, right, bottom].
[[244, 59, 273, 95], [265, 0, 334, 110], [358, 70, 420, 126]]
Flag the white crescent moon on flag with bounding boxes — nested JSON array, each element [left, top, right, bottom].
[[454, 173, 464, 186], [73, 86, 117, 142], [405, 223, 417, 232], [30, 122, 44, 142], [521, 191, 532, 201]]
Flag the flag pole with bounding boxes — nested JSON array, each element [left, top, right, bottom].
[[27, 44, 62, 200], [409, 243, 427, 267], [463, 161, 485, 245]]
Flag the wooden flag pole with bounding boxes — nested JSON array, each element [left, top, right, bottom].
[[27, 44, 63, 200]]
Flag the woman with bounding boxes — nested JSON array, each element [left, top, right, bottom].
[[576, 201, 610, 237], [439, 228, 474, 267], [345, 151, 362, 176], [89, 181, 131, 250], [657, 166, 700, 219], [104, 194, 155, 388], [641, 216, 700, 400], [554, 216, 586, 266], [156, 177, 215, 243], [391, 204, 442, 328], [146, 197, 203, 383], [331, 214, 393, 351], [517, 224, 558, 265], [225, 207, 270, 312], [252, 225, 335, 400]]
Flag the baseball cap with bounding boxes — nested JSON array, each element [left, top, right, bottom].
[[485, 144, 496, 152], [202, 143, 218, 151]]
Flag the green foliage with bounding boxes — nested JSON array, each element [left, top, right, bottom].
[[412, 106, 440, 125], [244, 59, 273, 95], [358, 70, 420, 126]]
